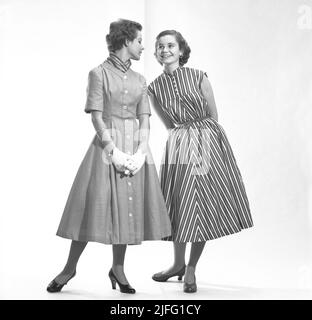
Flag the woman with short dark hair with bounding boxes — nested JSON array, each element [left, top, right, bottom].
[[46, 19, 171, 294], [148, 30, 253, 293]]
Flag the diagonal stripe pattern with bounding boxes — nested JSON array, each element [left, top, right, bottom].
[[148, 67, 253, 242]]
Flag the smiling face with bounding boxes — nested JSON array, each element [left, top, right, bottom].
[[127, 30, 144, 61], [155, 34, 182, 68]]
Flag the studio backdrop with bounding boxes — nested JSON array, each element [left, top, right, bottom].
[[0, 0, 311, 298]]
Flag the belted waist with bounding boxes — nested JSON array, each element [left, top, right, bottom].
[[177, 116, 211, 126]]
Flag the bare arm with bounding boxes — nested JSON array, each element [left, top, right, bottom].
[[137, 114, 150, 154], [149, 94, 175, 130], [91, 111, 114, 153], [200, 75, 218, 121]]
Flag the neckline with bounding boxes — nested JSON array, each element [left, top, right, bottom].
[[103, 61, 131, 77], [163, 66, 182, 76], [106, 53, 131, 73]]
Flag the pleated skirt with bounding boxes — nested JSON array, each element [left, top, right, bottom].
[[160, 117, 253, 242], [56, 117, 171, 245]]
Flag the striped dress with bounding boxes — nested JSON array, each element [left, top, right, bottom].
[[148, 67, 253, 242]]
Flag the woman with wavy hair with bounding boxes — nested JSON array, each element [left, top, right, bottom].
[[46, 19, 171, 294], [148, 30, 253, 293]]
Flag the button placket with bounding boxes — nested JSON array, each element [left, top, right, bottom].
[[127, 175, 135, 241], [128, 186, 134, 217], [127, 179, 133, 215], [172, 76, 180, 98], [121, 73, 135, 242], [124, 118, 134, 155]]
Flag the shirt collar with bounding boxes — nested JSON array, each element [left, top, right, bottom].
[[163, 66, 183, 78], [106, 53, 131, 73]]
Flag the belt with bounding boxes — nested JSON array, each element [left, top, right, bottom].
[[178, 116, 211, 126]]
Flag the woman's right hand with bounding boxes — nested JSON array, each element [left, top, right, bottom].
[[111, 148, 130, 172]]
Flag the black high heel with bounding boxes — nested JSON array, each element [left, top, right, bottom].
[[152, 265, 186, 282], [46, 271, 76, 293], [108, 269, 136, 294]]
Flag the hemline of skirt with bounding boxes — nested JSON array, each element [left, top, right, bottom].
[[162, 224, 254, 243], [56, 232, 172, 245]]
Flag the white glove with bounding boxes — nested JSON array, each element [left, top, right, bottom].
[[111, 148, 131, 172], [124, 158, 137, 174], [130, 149, 146, 175]]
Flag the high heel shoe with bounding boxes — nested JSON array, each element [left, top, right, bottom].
[[46, 270, 76, 293], [152, 265, 186, 282], [108, 269, 136, 294], [183, 275, 197, 293]]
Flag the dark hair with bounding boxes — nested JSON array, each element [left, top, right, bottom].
[[106, 19, 142, 52], [155, 30, 191, 66]]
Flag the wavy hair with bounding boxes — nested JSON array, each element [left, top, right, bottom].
[[155, 30, 191, 66], [106, 19, 142, 52]]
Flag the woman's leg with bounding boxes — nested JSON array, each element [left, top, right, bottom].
[[173, 242, 187, 270], [185, 242, 206, 283], [54, 240, 87, 284], [154, 242, 187, 276], [112, 244, 129, 285]]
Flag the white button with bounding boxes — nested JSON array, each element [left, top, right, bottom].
[[129, 197, 132, 201], [129, 213, 133, 217], [123, 105, 127, 110], [126, 135, 130, 139], [128, 182, 132, 186]]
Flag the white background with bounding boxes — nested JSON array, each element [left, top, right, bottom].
[[0, 0, 312, 300]]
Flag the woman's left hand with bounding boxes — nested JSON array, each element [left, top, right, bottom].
[[124, 158, 137, 172], [128, 149, 146, 175]]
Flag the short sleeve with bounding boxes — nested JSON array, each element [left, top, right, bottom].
[[147, 83, 155, 96], [198, 70, 208, 87], [84, 69, 104, 113], [136, 76, 151, 118]]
